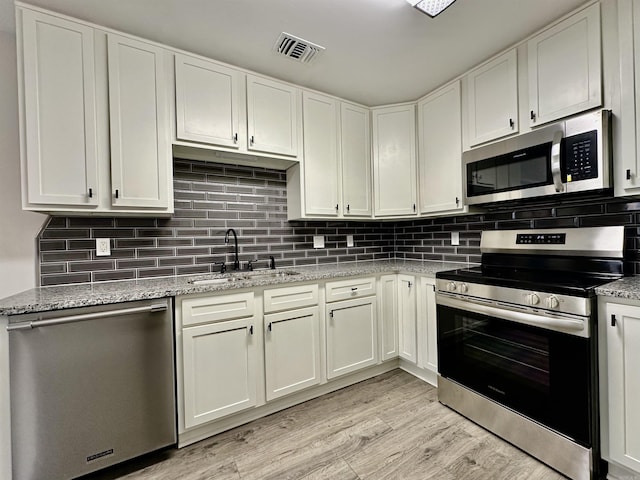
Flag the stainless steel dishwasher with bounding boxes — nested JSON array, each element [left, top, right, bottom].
[[8, 298, 176, 480]]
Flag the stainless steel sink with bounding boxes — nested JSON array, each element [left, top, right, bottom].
[[188, 270, 299, 285]]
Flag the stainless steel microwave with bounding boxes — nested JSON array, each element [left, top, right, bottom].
[[463, 109, 612, 206]]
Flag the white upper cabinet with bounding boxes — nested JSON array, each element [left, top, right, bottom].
[[341, 102, 372, 217], [465, 49, 518, 148], [17, 6, 173, 215], [302, 91, 340, 216], [614, 0, 640, 196], [372, 104, 417, 217], [528, 3, 601, 127], [19, 9, 99, 207], [246, 74, 299, 157], [175, 54, 241, 148], [417, 81, 464, 215], [107, 34, 171, 209]]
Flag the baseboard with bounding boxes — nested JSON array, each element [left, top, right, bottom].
[[606, 461, 640, 479], [398, 360, 437, 387]]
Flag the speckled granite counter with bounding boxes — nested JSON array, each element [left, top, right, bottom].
[[0, 260, 468, 317], [595, 277, 640, 300]]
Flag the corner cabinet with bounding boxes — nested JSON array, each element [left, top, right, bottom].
[[17, 6, 173, 215], [464, 49, 518, 148], [599, 299, 640, 476], [372, 104, 417, 217], [527, 3, 601, 127], [417, 81, 465, 215]]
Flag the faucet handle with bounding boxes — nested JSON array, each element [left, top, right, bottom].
[[247, 259, 254, 271], [269, 256, 276, 270], [219, 261, 226, 274]]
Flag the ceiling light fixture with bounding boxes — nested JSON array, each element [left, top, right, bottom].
[[406, 0, 457, 17]]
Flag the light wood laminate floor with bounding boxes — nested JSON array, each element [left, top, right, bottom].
[[87, 369, 565, 480]]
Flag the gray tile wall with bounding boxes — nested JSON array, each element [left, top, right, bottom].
[[38, 158, 640, 286], [38, 159, 394, 286]]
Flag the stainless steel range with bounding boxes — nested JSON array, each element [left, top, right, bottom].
[[435, 226, 625, 480]]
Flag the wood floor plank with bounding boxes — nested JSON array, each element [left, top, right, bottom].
[[93, 369, 570, 480]]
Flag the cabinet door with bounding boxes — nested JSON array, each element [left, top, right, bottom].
[[617, 0, 640, 195], [264, 306, 321, 401], [107, 34, 171, 209], [175, 54, 241, 148], [417, 278, 437, 372], [372, 105, 417, 216], [20, 9, 99, 206], [379, 274, 398, 361], [465, 49, 518, 147], [326, 297, 378, 379], [302, 92, 340, 216], [246, 75, 299, 157], [341, 102, 372, 217], [182, 318, 257, 428], [418, 81, 464, 215], [397, 275, 417, 364], [528, 3, 601, 127], [603, 303, 640, 472]]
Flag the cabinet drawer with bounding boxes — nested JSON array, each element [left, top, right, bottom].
[[264, 284, 318, 313], [325, 277, 376, 303], [181, 292, 254, 327]]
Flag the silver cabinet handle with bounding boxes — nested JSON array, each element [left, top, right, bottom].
[[7, 303, 168, 331]]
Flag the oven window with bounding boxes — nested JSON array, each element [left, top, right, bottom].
[[467, 142, 552, 197], [438, 304, 592, 446]]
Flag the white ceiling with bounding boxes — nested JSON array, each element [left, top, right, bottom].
[[1, 0, 589, 106]]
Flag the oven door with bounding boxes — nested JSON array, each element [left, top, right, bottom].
[[436, 295, 594, 447]]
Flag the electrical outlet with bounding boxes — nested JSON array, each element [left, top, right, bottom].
[[96, 238, 111, 256], [347, 235, 354, 247], [451, 232, 460, 246], [313, 235, 325, 249]]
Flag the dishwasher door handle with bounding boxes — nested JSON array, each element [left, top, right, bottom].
[[7, 303, 168, 331]]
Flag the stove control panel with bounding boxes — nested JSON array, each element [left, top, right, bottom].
[[516, 233, 566, 245], [435, 279, 591, 317]]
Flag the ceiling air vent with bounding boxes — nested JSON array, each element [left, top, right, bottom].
[[273, 32, 325, 64]]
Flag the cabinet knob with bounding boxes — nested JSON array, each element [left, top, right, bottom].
[[509, 118, 514, 129], [250, 135, 254, 145], [351, 287, 358, 291], [530, 110, 536, 121], [408, 281, 413, 288], [347, 204, 350, 212], [455, 196, 459, 206], [268, 322, 272, 332], [413, 204, 416, 212], [627, 169, 632, 181], [336, 204, 339, 211], [114, 189, 119, 199], [611, 314, 617, 327], [233, 133, 238, 143], [88, 188, 93, 198], [249, 325, 254, 335]]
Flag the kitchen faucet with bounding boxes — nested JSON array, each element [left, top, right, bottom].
[[224, 228, 240, 271]]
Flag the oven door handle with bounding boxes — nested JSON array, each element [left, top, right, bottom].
[[437, 295, 588, 338]]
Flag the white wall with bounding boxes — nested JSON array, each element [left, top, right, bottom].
[[0, 31, 46, 298]]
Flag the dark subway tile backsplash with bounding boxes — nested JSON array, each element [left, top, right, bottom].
[[37, 159, 640, 286]]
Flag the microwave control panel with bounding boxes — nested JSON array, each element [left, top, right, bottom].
[[562, 130, 598, 182]]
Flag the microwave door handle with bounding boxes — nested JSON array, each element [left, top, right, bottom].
[[551, 131, 564, 192]]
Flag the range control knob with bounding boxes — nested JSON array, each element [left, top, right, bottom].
[[527, 293, 540, 306], [460, 283, 469, 293], [448, 282, 457, 292], [546, 295, 560, 309]]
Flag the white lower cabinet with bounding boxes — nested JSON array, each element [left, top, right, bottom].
[[398, 275, 417, 364], [178, 292, 258, 430], [379, 274, 399, 360], [326, 295, 378, 379], [417, 278, 438, 373], [264, 306, 321, 401], [600, 300, 640, 475]]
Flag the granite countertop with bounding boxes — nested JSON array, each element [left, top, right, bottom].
[[595, 276, 640, 300], [0, 259, 468, 317]]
